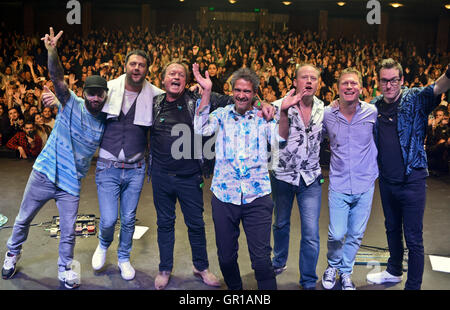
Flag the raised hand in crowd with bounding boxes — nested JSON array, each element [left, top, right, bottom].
[[42, 86, 58, 107]]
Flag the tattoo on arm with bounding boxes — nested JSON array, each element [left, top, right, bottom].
[[48, 48, 70, 106]]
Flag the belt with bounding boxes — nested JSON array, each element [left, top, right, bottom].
[[97, 157, 144, 169]]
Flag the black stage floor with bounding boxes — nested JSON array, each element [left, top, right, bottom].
[[0, 157, 449, 291]]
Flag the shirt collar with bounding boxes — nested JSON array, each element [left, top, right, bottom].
[[331, 100, 364, 114], [229, 105, 258, 117], [289, 96, 321, 117]]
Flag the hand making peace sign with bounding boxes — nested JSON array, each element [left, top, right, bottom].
[[41, 27, 63, 51]]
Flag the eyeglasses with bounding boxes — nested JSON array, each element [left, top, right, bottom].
[[380, 78, 401, 87]]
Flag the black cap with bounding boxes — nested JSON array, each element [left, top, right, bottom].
[[84, 75, 108, 90]]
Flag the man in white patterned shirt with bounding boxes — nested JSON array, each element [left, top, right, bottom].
[[194, 67, 291, 290], [270, 64, 325, 290]]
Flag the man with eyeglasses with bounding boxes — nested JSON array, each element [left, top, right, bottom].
[[2, 27, 108, 289], [367, 58, 450, 290]]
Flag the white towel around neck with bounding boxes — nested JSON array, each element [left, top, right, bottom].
[[102, 74, 164, 126]]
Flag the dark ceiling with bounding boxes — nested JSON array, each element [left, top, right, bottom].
[[112, 0, 448, 17], [1, 0, 449, 18]]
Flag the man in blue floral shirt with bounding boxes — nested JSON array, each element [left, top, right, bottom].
[[194, 67, 290, 290]]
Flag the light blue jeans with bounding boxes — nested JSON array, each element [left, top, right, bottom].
[[7, 169, 79, 272], [326, 185, 374, 275], [271, 174, 322, 288], [95, 160, 146, 262]]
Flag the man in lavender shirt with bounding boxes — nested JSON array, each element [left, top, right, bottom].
[[321, 68, 378, 290]]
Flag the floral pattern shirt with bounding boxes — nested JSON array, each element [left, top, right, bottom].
[[271, 96, 324, 186], [194, 103, 283, 205]]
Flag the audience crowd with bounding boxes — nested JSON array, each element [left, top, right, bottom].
[[0, 24, 449, 174]]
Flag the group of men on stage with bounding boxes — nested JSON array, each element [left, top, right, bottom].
[[2, 27, 450, 290]]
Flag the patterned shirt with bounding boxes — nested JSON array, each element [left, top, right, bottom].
[[6, 131, 43, 158], [194, 103, 282, 205], [33, 90, 105, 197], [323, 101, 378, 195], [271, 96, 324, 186], [372, 85, 441, 176]]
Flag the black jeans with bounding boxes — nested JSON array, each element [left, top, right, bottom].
[[211, 194, 277, 290], [379, 177, 426, 290], [151, 167, 209, 272]]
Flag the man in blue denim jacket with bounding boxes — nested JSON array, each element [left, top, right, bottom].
[[367, 59, 450, 290]]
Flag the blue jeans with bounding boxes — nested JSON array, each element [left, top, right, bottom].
[[271, 174, 322, 288], [379, 177, 426, 290], [151, 167, 209, 272], [327, 185, 374, 275], [7, 169, 79, 272], [95, 160, 146, 262]]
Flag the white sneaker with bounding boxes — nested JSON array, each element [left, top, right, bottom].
[[58, 269, 80, 289], [366, 270, 402, 284], [118, 261, 135, 280], [91, 244, 108, 271], [2, 252, 21, 279]]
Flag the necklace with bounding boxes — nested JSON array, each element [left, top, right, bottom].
[[296, 103, 312, 129]]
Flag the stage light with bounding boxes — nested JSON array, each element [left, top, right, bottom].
[[389, 3, 404, 8], [282, 1, 292, 5], [337, 2, 346, 6], [445, 4, 450, 9], [228, 0, 237, 4]]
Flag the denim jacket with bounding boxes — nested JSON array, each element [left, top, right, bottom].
[[148, 90, 233, 179], [371, 85, 440, 177]]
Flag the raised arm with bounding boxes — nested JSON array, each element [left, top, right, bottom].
[[192, 62, 212, 115], [278, 88, 308, 140], [41, 27, 70, 107]]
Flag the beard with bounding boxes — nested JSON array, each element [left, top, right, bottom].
[[126, 71, 145, 87], [85, 98, 105, 115]]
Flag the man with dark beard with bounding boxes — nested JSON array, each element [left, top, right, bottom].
[[91, 50, 164, 281], [1, 27, 108, 289]]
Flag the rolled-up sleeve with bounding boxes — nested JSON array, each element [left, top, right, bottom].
[[194, 99, 220, 136]]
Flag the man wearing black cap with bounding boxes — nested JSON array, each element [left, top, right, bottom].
[[1, 27, 108, 289]]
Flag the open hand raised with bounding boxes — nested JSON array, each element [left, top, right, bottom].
[[192, 63, 212, 92]]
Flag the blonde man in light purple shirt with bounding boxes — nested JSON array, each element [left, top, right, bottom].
[[321, 68, 378, 290]]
